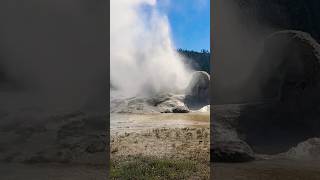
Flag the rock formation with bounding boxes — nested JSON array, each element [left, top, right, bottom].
[[211, 0, 320, 163], [239, 31, 320, 154], [110, 93, 189, 113], [185, 71, 210, 109], [212, 30, 320, 161], [284, 138, 320, 160]]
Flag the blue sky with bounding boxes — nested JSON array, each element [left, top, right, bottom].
[[157, 0, 210, 52]]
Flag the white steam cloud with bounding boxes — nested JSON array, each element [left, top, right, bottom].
[[110, 0, 191, 98]]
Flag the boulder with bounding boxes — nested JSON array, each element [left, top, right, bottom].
[[197, 105, 210, 113], [172, 106, 189, 113]]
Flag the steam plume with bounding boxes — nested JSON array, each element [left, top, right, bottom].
[[0, 0, 107, 112], [212, 0, 274, 104], [110, 0, 191, 98]]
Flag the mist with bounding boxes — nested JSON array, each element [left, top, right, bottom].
[[110, 0, 192, 98], [212, 0, 275, 104], [0, 0, 107, 112]]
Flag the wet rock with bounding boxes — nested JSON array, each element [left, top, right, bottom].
[[155, 94, 189, 113], [172, 106, 189, 113]]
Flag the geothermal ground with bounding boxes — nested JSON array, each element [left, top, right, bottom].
[[110, 113, 210, 179]]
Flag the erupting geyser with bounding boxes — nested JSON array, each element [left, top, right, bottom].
[[110, 0, 192, 98]]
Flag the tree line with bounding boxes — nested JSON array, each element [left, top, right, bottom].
[[177, 49, 210, 74]]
